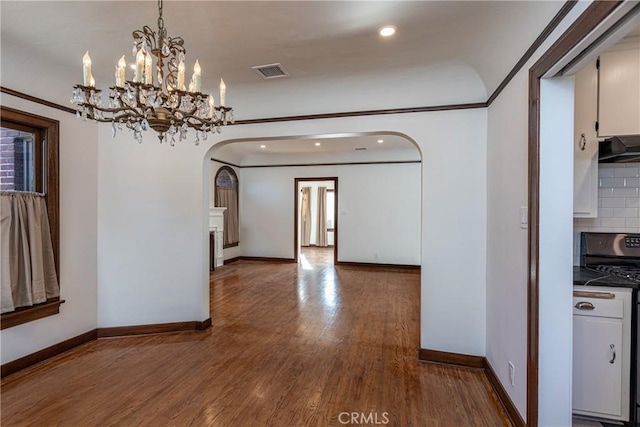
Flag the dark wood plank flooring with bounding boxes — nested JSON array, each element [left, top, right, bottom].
[[1, 250, 510, 426]]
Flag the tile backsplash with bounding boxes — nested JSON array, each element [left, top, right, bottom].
[[574, 163, 640, 265]]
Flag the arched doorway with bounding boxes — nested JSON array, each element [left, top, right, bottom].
[[203, 132, 422, 270]]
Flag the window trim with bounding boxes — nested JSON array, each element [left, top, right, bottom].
[[214, 166, 239, 248], [1, 106, 61, 328]]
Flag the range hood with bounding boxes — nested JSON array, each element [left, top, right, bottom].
[[599, 135, 640, 163]]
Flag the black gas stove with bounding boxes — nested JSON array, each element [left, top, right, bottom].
[[577, 232, 640, 288], [593, 265, 640, 283]]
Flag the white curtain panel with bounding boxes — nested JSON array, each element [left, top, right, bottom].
[[216, 187, 239, 246], [316, 187, 328, 247], [0, 191, 59, 314], [301, 187, 311, 246]]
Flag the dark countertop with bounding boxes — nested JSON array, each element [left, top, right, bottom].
[[573, 266, 640, 289]]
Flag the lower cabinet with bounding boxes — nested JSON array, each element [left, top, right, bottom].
[[573, 287, 632, 422]]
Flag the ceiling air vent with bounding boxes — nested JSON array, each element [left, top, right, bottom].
[[355, 147, 367, 151], [252, 63, 289, 80]]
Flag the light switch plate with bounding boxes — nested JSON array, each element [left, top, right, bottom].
[[520, 207, 528, 229]]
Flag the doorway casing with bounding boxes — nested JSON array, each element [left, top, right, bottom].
[[294, 177, 339, 263], [527, 1, 632, 425]]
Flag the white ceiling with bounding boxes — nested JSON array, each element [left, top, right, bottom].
[[1, 1, 564, 105], [221, 134, 413, 155], [1, 0, 566, 163]]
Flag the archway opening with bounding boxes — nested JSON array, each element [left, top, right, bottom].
[[201, 130, 423, 323]]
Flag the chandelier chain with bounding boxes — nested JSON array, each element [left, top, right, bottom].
[[157, 0, 164, 32]]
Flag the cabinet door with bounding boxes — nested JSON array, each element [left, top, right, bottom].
[[574, 61, 599, 218], [573, 314, 624, 417], [598, 46, 640, 136]]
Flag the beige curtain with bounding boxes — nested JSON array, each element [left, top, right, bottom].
[[316, 187, 328, 247], [1, 191, 59, 314], [216, 187, 239, 246], [301, 187, 311, 246]]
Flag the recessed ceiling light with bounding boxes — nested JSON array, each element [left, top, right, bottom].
[[260, 144, 266, 149], [379, 26, 396, 37], [377, 139, 384, 143], [315, 142, 321, 146]]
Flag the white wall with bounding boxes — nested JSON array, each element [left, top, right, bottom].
[[210, 160, 242, 261], [97, 127, 210, 327], [241, 166, 417, 264], [538, 76, 575, 427], [486, 69, 530, 416], [485, 2, 591, 421], [0, 94, 98, 364]]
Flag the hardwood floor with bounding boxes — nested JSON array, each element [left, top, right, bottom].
[[300, 246, 334, 265], [1, 256, 510, 426]]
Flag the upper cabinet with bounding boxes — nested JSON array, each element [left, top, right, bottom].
[[598, 42, 640, 137], [574, 60, 599, 218]]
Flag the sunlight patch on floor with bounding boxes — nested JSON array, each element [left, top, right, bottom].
[[300, 254, 314, 271]]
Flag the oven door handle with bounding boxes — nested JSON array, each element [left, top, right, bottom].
[[575, 301, 595, 310]]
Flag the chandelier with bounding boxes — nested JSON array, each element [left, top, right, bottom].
[[70, 0, 234, 146]]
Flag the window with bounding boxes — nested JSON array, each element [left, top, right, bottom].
[[0, 106, 61, 329], [0, 126, 38, 192], [214, 166, 239, 248], [326, 189, 335, 230]]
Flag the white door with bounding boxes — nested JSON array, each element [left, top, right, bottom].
[[573, 314, 624, 417]]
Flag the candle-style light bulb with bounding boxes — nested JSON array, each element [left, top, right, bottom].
[[144, 54, 153, 85], [116, 55, 126, 87], [192, 60, 202, 93], [89, 76, 95, 87], [82, 51, 93, 86], [219, 78, 226, 107], [134, 50, 145, 83], [177, 60, 185, 91]]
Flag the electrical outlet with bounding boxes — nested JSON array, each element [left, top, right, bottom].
[[508, 361, 515, 387]]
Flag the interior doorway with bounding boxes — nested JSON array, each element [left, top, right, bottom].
[[294, 177, 338, 266]]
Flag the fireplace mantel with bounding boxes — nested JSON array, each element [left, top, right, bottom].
[[209, 207, 226, 268]]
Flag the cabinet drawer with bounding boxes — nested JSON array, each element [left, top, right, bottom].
[[573, 296, 624, 319]]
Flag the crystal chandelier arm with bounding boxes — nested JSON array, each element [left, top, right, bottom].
[[164, 38, 185, 90], [79, 103, 146, 122], [132, 26, 158, 53]]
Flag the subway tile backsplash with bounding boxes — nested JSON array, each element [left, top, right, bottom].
[[574, 163, 640, 265]]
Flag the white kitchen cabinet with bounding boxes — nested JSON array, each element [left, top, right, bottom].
[[572, 287, 632, 422], [598, 43, 640, 137], [574, 61, 599, 218]]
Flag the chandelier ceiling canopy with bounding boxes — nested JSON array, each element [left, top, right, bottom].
[[71, 0, 234, 146]]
